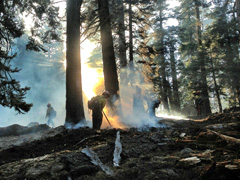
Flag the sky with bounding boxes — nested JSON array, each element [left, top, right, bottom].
[[167, 0, 180, 26]]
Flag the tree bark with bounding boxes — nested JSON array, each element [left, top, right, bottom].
[[65, 0, 85, 125], [209, 49, 222, 112], [236, 0, 240, 44], [159, 4, 169, 113], [128, 0, 134, 70], [98, 0, 119, 95], [116, 0, 127, 69], [98, 0, 122, 117], [236, 0, 240, 105], [195, 1, 211, 115], [169, 47, 181, 113], [116, 0, 128, 86]]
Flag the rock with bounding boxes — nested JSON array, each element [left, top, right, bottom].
[[27, 122, 39, 128], [179, 148, 193, 157], [179, 157, 201, 166]]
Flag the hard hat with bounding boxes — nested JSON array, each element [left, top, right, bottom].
[[196, 91, 200, 94], [102, 91, 110, 97], [47, 103, 51, 107], [193, 91, 196, 94]]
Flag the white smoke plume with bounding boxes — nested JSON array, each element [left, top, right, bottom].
[[116, 68, 162, 129], [0, 36, 66, 127]]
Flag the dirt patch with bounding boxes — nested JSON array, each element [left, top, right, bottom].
[[0, 112, 240, 179]]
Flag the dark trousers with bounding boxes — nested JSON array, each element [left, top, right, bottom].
[[196, 104, 201, 115], [149, 105, 156, 117], [92, 109, 103, 130]]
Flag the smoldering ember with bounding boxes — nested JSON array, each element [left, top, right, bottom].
[[0, 107, 240, 180]]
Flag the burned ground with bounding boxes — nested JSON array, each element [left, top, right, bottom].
[[0, 110, 240, 180]]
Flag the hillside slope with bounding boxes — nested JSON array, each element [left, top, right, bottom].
[[0, 110, 240, 180]]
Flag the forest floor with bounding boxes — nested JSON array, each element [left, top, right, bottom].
[[0, 107, 240, 180]]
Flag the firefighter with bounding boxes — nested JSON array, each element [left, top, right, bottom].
[[45, 103, 56, 128], [133, 86, 145, 114], [88, 91, 110, 130], [149, 99, 161, 117], [193, 91, 203, 116]]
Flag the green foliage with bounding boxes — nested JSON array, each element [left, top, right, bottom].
[[0, 0, 62, 113], [86, 46, 103, 68], [203, 1, 240, 107]]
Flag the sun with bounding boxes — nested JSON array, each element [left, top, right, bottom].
[[62, 40, 102, 99], [81, 40, 103, 99], [81, 63, 103, 99]]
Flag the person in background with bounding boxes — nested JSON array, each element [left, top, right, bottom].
[[88, 91, 111, 130], [45, 103, 56, 128], [133, 86, 145, 114], [149, 99, 161, 117], [193, 91, 203, 116]]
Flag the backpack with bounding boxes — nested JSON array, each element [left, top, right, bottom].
[[51, 110, 57, 118], [88, 97, 100, 110]]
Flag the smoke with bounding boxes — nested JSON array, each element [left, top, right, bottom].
[[0, 89, 66, 128], [0, 36, 98, 128], [0, 35, 66, 127], [110, 68, 162, 129], [1, 36, 185, 129]]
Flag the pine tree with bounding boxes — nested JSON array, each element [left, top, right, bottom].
[[167, 27, 181, 113], [65, 0, 85, 125], [98, 0, 119, 96], [208, 0, 240, 107], [0, 0, 61, 114], [177, 0, 211, 115]]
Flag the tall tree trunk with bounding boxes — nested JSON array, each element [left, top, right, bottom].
[[116, 0, 128, 85], [98, 0, 119, 95], [225, 40, 240, 106], [116, 0, 127, 68], [210, 50, 222, 112], [161, 60, 170, 113], [98, 0, 123, 116], [159, 51, 170, 112], [227, 35, 240, 106], [128, 0, 134, 70], [166, 80, 174, 113], [98, 0, 122, 118], [236, 87, 240, 106], [235, 0, 240, 105], [169, 47, 181, 113], [159, 4, 169, 113], [65, 0, 85, 125], [195, 1, 211, 115], [236, 0, 240, 43]]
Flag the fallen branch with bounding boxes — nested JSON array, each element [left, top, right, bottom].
[[73, 135, 100, 147], [208, 130, 240, 145]]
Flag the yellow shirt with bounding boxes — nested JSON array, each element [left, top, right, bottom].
[[90, 95, 106, 109]]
